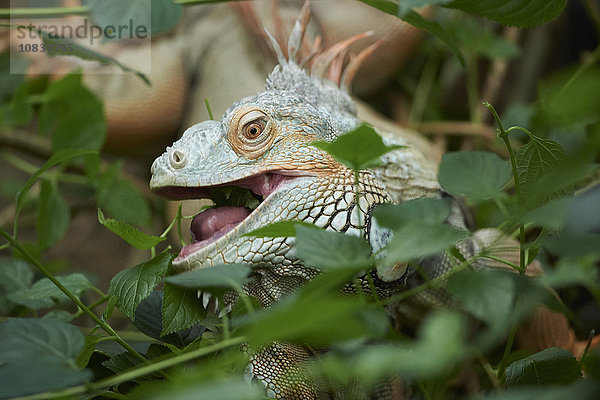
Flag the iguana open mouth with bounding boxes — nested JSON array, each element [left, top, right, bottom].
[[153, 172, 301, 265]]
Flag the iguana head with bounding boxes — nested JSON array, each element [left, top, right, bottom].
[[150, 3, 388, 301]]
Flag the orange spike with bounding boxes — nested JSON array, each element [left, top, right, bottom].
[[300, 35, 322, 67], [341, 38, 383, 91], [327, 49, 347, 86], [311, 31, 373, 79], [288, 0, 311, 63]]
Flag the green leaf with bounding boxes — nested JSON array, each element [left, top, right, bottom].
[[0, 318, 91, 398], [75, 335, 103, 369], [447, 269, 514, 341], [98, 209, 164, 249], [384, 223, 468, 264], [134, 290, 206, 346], [536, 67, 600, 130], [505, 347, 581, 386], [0, 258, 34, 294], [146, 379, 266, 400], [95, 162, 152, 226], [25, 27, 150, 84], [103, 295, 118, 321], [314, 311, 468, 386], [295, 225, 372, 271], [449, 18, 520, 60], [0, 51, 28, 102], [37, 179, 71, 249], [397, 311, 467, 378], [240, 273, 389, 347], [102, 352, 142, 375], [16, 149, 96, 208], [16, 273, 92, 307], [42, 310, 74, 322], [439, 151, 511, 202], [0, 258, 34, 313], [541, 234, 600, 257], [243, 220, 317, 238], [108, 251, 174, 320], [358, 0, 465, 66], [583, 347, 600, 381], [311, 123, 403, 170], [89, 0, 183, 37], [398, 0, 451, 18], [542, 260, 599, 290], [165, 264, 251, 291], [460, 379, 600, 400], [446, 0, 567, 27], [373, 198, 450, 229], [516, 136, 565, 207], [403, 10, 466, 66], [0, 362, 91, 398], [38, 73, 106, 152], [563, 181, 600, 235], [7, 79, 33, 127], [161, 283, 207, 337], [520, 198, 570, 230]]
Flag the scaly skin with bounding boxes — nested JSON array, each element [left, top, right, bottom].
[[150, 3, 471, 398]]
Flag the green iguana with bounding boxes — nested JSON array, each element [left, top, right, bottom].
[[149, 2, 488, 398]]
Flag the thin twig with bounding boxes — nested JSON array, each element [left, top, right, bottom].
[[0, 228, 156, 371], [11, 337, 245, 400], [416, 121, 496, 140], [0, 0, 246, 19]]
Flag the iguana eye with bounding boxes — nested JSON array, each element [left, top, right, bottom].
[[243, 119, 266, 139], [229, 108, 276, 159]]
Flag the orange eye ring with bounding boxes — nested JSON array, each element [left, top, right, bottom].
[[229, 108, 276, 159]]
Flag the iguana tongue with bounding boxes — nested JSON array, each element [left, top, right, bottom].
[[177, 206, 251, 261], [190, 206, 251, 242]]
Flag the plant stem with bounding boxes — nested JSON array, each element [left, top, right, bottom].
[[0, 0, 245, 19], [478, 355, 501, 388], [498, 305, 519, 380], [382, 254, 475, 306], [0, 228, 153, 369], [222, 313, 231, 340], [72, 296, 109, 318], [365, 272, 382, 306], [484, 102, 526, 274], [0, 6, 88, 18], [550, 43, 600, 108], [2, 151, 89, 186], [12, 337, 245, 400], [479, 254, 520, 272], [353, 170, 363, 230], [205, 98, 214, 120], [407, 52, 440, 128], [493, 198, 511, 219], [416, 380, 432, 400], [580, 329, 596, 368], [467, 54, 482, 124], [177, 203, 188, 247]]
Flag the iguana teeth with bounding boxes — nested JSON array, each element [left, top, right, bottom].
[[214, 297, 220, 315], [202, 292, 211, 309], [218, 304, 233, 318]]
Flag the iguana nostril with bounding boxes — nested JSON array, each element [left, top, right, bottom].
[[169, 150, 187, 169]]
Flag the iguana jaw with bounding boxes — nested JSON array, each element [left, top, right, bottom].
[[153, 171, 311, 269]]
